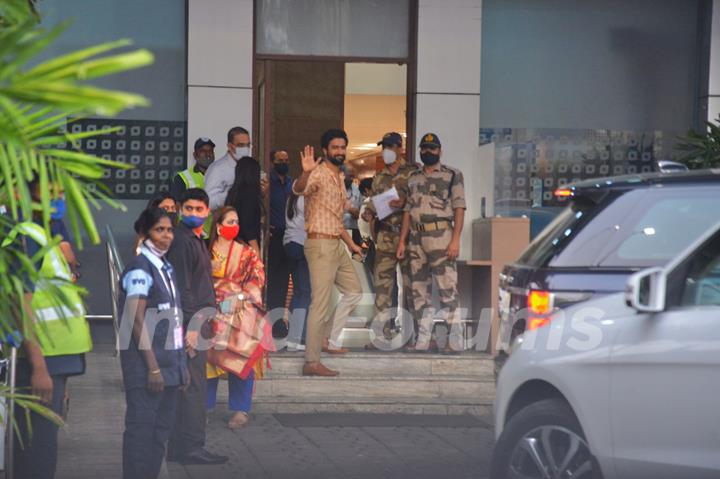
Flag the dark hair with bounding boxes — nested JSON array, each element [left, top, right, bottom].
[[180, 187, 209, 207], [359, 178, 373, 196], [225, 157, 261, 208], [320, 129, 348, 149], [134, 207, 170, 236], [28, 177, 39, 196], [208, 206, 237, 251], [286, 193, 300, 220], [227, 126, 249, 144], [146, 191, 175, 210]]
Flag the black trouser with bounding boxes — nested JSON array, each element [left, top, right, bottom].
[[266, 228, 290, 313], [123, 385, 179, 479], [351, 228, 362, 246], [13, 362, 67, 479], [169, 348, 207, 455]]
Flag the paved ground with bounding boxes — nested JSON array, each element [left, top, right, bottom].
[[55, 347, 494, 479]]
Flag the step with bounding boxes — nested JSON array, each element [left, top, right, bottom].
[[214, 351, 495, 416], [253, 375, 493, 401], [249, 397, 493, 417], [266, 351, 494, 378]]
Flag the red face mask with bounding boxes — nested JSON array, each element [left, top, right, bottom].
[[218, 224, 239, 241]]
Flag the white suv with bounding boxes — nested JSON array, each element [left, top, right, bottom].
[[492, 221, 720, 479]]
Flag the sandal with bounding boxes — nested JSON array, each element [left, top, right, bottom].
[[228, 411, 249, 430]]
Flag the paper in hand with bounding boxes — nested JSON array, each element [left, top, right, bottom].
[[372, 186, 400, 220]]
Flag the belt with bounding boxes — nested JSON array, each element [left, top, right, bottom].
[[413, 220, 452, 232], [308, 233, 340, 240], [377, 222, 401, 233]]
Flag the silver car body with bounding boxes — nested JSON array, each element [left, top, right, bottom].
[[495, 223, 720, 479]]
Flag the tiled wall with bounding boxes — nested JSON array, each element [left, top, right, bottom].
[[481, 128, 679, 212], [67, 118, 186, 199]]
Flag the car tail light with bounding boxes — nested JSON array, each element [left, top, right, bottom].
[[554, 188, 573, 199], [527, 290, 554, 331]]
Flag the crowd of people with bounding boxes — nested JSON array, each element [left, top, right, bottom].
[[8, 124, 467, 479]]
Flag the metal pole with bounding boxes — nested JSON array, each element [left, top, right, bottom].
[[6, 347, 17, 479]]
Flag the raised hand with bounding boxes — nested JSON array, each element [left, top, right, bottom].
[[301, 145, 318, 172]]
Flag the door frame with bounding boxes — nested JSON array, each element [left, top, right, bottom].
[[251, 0, 418, 171]]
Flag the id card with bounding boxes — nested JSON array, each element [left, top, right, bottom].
[[173, 316, 183, 350]]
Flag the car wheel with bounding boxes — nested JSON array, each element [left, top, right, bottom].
[[490, 398, 602, 479]]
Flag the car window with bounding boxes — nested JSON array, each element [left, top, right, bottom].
[[517, 185, 720, 269], [551, 186, 720, 268], [515, 199, 594, 267], [679, 238, 720, 307]]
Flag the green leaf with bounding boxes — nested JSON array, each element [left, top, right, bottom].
[[0, 0, 37, 26], [0, 22, 66, 81], [41, 49, 155, 82], [44, 148, 130, 170], [0, 144, 18, 219], [61, 172, 99, 244], [20, 39, 133, 79]]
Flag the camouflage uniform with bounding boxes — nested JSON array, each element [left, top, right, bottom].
[[365, 162, 418, 326], [404, 163, 466, 348]]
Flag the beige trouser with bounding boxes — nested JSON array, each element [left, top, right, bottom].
[[303, 238, 363, 363]]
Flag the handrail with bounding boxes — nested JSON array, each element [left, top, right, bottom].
[[105, 223, 124, 271], [104, 225, 124, 357]]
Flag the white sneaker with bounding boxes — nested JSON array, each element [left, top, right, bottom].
[[286, 341, 306, 352]]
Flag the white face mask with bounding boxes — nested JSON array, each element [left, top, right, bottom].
[[144, 238, 169, 257], [382, 149, 397, 165], [234, 146, 251, 159]]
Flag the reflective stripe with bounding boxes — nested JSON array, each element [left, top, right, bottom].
[[18, 222, 93, 355], [180, 170, 197, 188], [178, 169, 204, 190], [35, 303, 85, 322]]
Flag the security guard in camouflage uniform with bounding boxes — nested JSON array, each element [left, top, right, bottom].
[[362, 132, 418, 338], [397, 133, 466, 352]]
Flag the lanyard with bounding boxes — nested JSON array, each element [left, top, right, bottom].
[[160, 264, 177, 305]]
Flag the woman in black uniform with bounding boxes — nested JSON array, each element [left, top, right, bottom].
[[119, 207, 187, 479]]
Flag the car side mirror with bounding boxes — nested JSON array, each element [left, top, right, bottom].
[[625, 267, 666, 313]]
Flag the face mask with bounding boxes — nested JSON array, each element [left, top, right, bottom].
[[420, 152, 440, 166], [328, 155, 345, 167], [196, 155, 213, 169], [50, 198, 66, 220], [234, 146, 251, 159], [274, 163, 289, 176], [382, 149, 397, 165], [144, 238, 169, 257], [218, 224, 240, 241], [181, 214, 205, 229]]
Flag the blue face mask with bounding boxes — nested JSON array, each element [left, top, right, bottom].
[[274, 163, 289, 176], [50, 198, 66, 220], [181, 215, 205, 229]]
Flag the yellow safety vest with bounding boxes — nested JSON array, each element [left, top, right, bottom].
[[20, 223, 93, 357], [178, 168, 204, 190]]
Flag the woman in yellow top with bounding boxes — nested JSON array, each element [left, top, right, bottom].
[[206, 206, 274, 429]]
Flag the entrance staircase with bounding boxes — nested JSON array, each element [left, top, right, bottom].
[[217, 350, 495, 416]]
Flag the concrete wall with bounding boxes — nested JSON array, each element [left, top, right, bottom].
[[479, 0, 702, 132], [186, 0, 254, 167], [38, 0, 187, 122], [415, 0, 485, 260]]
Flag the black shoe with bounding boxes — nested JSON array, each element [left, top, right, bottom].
[[178, 447, 229, 465]]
